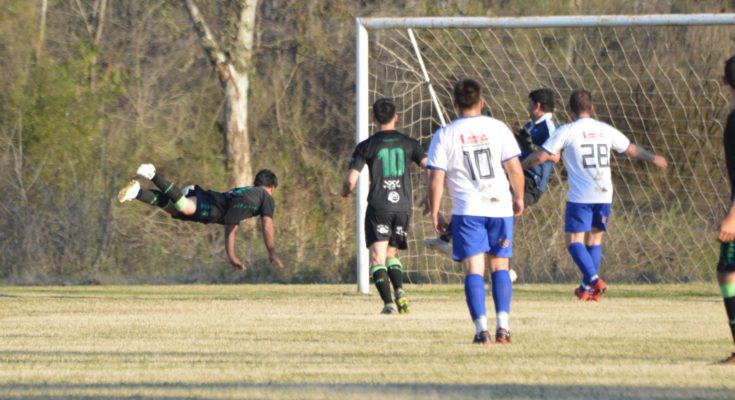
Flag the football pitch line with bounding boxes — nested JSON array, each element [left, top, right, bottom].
[[0, 284, 733, 399]]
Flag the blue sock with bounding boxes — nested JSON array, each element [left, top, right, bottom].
[[586, 244, 602, 284], [568, 243, 595, 286], [491, 270, 512, 315], [464, 274, 486, 320]]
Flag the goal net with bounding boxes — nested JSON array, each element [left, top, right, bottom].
[[355, 15, 735, 288]]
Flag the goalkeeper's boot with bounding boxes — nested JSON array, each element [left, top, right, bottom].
[[395, 288, 410, 315], [590, 278, 607, 301], [718, 352, 735, 365], [495, 328, 512, 344], [473, 330, 491, 345], [118, 180, 140, 203], [381, 302, 397, 315], [574, 286, 592, 301], [136, 163, 156, 180], [423, 236, 451, 257]]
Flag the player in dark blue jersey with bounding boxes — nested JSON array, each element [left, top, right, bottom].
[[118, 165, 283, 271], [718, 54, 735, 365], [342, 98, 427, 314], [518, 88, 557, 205]]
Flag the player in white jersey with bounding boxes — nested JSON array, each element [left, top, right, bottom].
[[428, 79, 524, 344], [523, 89, 667, 301]]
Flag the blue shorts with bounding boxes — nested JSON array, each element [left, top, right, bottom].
[[564, 202, 611, 233], [451, 215, 514, 261]]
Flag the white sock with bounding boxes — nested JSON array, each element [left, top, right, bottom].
[[473, 316, 488, 335], [496, 312, 509, 331]]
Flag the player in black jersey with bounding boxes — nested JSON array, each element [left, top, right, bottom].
[[341, 98, 427, 314], [718, 54, 735, 365], [118, 164, 284, 271]]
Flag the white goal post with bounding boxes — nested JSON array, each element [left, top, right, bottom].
[[355, 14, 735, 293]]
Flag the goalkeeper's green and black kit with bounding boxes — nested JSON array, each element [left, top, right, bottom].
[[720, 109, 735, 344]]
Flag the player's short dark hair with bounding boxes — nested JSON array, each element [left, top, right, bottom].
[[529, 88, 555, 112], [569, 89, 593, 115], [725, 55, 735, 89], [372, 98, 396, 124], [453, 78, 482, 110], [254, 169, 278, 188]]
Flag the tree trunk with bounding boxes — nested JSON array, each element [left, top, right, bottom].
[[36, 0, 48, 58], [183, 0, 255, 187]]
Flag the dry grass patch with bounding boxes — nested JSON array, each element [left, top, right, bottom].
[[0, 284, 733, 399]]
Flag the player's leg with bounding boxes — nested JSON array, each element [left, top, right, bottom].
[[565, 202, 596, 300], [369, 241, 395, 314], [136, 164, 196, 215], [523, 172, 542, 208], [586, 228, 606, 301], [489, 255, 512, 343], [487, 216, 513, 343], [119, 185, 198, 219], [464, 253, 489, 344], [453, 215, 491, 344], [717, 243, 735, 364], [423, 215, 451, 257], [385, 246, 409, 315], [586, 203, 611, 301]]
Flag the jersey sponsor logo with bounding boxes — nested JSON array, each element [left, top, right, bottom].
[[582, 131, 605, 139], [383, 179, 401, 190], [387, 191, 400, 203], [376, 224, 391, 235], [460, 134, 489, 145]]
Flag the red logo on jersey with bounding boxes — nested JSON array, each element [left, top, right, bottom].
[[460, 134, 488, 144], [583, 131, 605, 139]]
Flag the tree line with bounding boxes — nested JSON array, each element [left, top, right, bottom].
[[0, 0, 731, 284]]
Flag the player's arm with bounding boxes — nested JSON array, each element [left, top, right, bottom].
[[341, 168, 360, 197], [260, 216, 284, 269], [503, 157, 525, 217], [719, 201, 735, 243], [522, 148, 559, 169], [623, 144, 668, 169], [429, 168, 449, 234], [418, 157, 433, 215], [224, 224, 247, 270]]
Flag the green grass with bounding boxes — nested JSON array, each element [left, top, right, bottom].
[[0, 284, 734, 399]]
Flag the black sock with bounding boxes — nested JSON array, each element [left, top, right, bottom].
[[386, 258, 403, 291], [150, 173, 184, 204], [136, 189, 172, 209], [371, 267, 393, 304], [725, 296, 735, 344]]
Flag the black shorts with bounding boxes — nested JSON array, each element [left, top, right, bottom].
[[172, 185, 226, 224], [718, 241, 735, 273], [365, 207, 410, 250]]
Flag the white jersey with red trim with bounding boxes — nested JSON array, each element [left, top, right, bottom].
[[542, 117, 631, 204], [427, 115, 521, 217]]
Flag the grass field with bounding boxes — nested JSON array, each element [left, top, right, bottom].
[[1, 284, 734, 399]]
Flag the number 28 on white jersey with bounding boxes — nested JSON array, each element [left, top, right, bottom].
[[541, 117, 630, 204]]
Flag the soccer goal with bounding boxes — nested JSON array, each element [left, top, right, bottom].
[[354, 14, 735, 293]]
